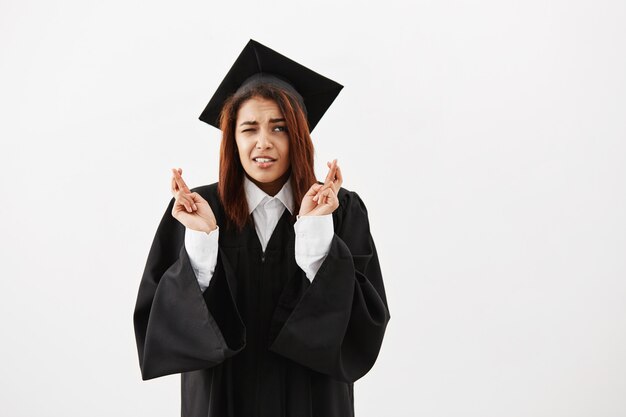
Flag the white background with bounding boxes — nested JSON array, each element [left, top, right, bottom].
[[1, 0, 625, 416]]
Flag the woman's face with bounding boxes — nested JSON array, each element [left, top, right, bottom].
[[235, 96, 291, 195]]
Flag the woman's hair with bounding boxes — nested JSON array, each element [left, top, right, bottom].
[[217, 83, 317, 231]]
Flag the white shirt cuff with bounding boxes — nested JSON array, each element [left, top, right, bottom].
[[294, 214, 334, 282], [184, 226, 219, 292]]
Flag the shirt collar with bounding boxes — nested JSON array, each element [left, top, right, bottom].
[[243, 175, 295, 215]]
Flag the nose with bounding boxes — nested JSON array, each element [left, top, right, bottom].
[[255, 132, 272, 149]]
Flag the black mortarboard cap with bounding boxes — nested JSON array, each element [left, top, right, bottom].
[[199, 39, 343, 132]]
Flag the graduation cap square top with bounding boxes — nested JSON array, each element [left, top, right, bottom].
[[199, 39, 343, 133]]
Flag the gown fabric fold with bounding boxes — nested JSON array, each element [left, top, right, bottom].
[[133, 183, 390, 417]]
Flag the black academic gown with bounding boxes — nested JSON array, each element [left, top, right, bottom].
[[133, 183, 391, 417]]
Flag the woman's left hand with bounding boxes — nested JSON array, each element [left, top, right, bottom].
[[299, 159, 343, 217]]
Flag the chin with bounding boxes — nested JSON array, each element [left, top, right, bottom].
[[251, 174, 282, 184], [245, 168, 288, 185]]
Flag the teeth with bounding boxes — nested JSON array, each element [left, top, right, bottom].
[[255, 158, 274, 163]]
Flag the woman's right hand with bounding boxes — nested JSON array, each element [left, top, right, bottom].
[[170, 168, 217, 233]]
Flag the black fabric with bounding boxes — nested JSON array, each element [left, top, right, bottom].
[[238, 73, 307, 115], [133, 183, 390, 417]]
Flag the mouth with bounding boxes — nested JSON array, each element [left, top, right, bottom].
[[252, 157, 277, 168]]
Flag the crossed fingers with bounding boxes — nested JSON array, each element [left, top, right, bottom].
[[314, 159, 343, 205], [171, 168, 197, 212]]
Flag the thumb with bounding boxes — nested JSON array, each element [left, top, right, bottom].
[[305, 183, 323, 196]]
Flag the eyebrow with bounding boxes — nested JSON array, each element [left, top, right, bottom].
[[239, 118, 286, 127]]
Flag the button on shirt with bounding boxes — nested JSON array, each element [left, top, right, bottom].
[[184, 176, 334, 292]]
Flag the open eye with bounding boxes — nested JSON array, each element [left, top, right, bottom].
[[273, 125, 287, 132]]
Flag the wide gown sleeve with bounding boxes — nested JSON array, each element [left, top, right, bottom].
[[133, 198, 245, 380], [269, 190, 391, 383]]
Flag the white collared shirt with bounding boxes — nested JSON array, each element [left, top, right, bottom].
[[184, 177, 334, 292], [244, 174, 295, 252]]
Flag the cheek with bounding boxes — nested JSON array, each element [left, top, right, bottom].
[[281, 145, 291, 169], [280, 139, 290, 158], [234, 138, 249, 160]]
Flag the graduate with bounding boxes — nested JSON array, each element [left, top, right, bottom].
[[133, 39, 391, 417]]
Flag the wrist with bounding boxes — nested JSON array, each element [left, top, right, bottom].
[[199, 222, 218, 234], [299, 210, 332, 217]]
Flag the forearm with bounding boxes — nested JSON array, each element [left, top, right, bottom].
[[294, 214, 334, 281], [184, 226, 220, 292]]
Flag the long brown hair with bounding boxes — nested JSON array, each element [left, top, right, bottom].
[[217, 83, 317, 231]]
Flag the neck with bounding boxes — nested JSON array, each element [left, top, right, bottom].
[[248, 171, 290, 197]]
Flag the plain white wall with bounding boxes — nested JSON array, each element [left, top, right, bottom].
[[1, 0, 625, 416]]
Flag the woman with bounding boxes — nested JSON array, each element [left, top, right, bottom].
[[134, 39, 390, 417]]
